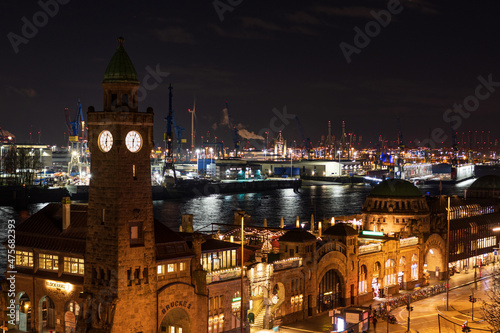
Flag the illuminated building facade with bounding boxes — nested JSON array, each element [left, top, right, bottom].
[[4, 39, 500, 333]]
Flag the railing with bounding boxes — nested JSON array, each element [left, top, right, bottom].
[[375, 282, 447, 315], [359, 243, 382, 254], [206, 267, 242, 284], [273, 257, 302, 271], [400, 237, 418, 247], [317, 242, 347, 260]]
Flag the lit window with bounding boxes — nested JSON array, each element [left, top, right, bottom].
[[168, 264, 175, 273], [39, 253, 58, 271], [179, 262, 186, 271], [158, 265, 165, 276], [131, 226, 138, 239], [64, 257, 84, 275], [16, 251, 33, 267]]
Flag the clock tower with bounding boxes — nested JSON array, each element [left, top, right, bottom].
[[83, 37, 157, 333]]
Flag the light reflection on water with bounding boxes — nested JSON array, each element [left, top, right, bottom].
[[0, 182, 468, 274]]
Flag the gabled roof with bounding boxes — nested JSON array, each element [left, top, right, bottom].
[[13, 203, 194, 260], [16, 203, 87, 255], [201, 238, 239, 252]]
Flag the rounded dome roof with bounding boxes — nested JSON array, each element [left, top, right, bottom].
[[323, 223, 358, 236], [469, 175, 500, 190], [370, 179, 422, 198], [279, 228, 316, 243], [103, 37, 139, 84]]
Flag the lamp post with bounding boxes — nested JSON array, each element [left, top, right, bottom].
[[446, 196, 450, 311], [241, 215, 245, 333]]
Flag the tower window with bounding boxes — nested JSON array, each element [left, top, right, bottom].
[[122, 94, 129, 106], [111, 94, 118, 108], [133, 165, 136, 178], [129, 221, 144, 247]]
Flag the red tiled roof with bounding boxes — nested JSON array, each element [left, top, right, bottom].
[[14, 203, 193, 259]]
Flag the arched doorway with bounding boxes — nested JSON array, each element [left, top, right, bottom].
[[160, 308, 191, 333], [64, 300, 80, 333], [271, 282, 285, 318], [318, 269, 343, 312], [39, 296, 55, 333], [16, 292, 31, 332], [425, 247, 444, 280]]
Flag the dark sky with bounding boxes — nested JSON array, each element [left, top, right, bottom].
[[1, 0, 500, 149]]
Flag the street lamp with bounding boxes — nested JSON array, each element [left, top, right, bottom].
[[240, 214, 245, 333], [446, 196, 450, 311]]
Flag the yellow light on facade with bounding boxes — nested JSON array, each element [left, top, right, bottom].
[[46, 280, 73, 292]]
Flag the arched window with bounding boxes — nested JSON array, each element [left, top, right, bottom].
[[359, 265, 367, 294], [411, 254, 419, 280], [374, 262, 381, 275], [384, 259, 396, 286]]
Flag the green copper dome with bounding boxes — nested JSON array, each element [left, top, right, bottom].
[[370, 179, 422, 197], [469, 175, 500, 189], [103, 37, 139, 84]]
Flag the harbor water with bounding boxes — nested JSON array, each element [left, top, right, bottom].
[[0, 179, 476, 274]]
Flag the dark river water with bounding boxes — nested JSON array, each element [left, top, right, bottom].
[[0, 178, 476, 274]]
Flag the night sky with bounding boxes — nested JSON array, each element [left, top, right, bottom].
[[1, 0, 500, 149]]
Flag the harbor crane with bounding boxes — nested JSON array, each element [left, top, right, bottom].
[[295, 115, 312, 159], [172, 110, 186, 159], [64, 99, 88, 177], [164, 84, 177, 182]]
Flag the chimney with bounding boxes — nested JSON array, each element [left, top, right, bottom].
[[182, 214, 193, 233], [62, 197, 71, 230]]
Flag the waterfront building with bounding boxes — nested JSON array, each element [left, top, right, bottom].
[[4, 38, 500, 333]]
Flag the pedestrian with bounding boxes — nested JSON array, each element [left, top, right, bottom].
[[372, 315, 377, 331]]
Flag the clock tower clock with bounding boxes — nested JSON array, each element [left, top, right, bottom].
[[84, 37, 157, 333]]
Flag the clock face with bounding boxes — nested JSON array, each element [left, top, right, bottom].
[[98, 130, 113, 152], [125, 130, 142, 152]]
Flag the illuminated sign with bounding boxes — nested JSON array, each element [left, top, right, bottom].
[[362, 230, 383, 236], [232, 297, 241, 302], [46, 280, 73, 292]]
